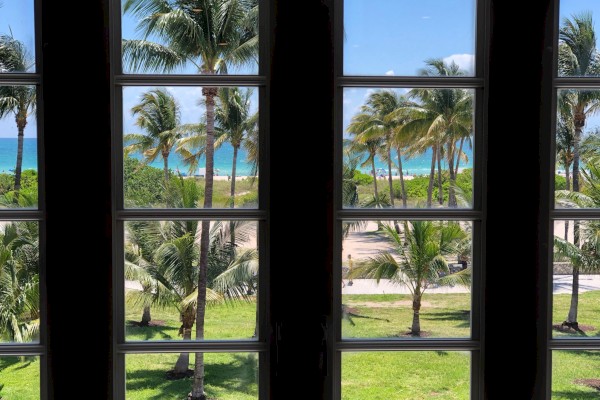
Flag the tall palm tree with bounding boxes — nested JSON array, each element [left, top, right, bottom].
[[402, 60, 473, 208], [351, 221, 467, 336], [123, 1, 258, 396], [124, 88, 182, 189], [557, 12, 600, 330], [215, 87, 256, 208], [0, 34, 35, 197]]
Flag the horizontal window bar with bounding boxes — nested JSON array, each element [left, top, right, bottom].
[[550, 210, 600, 219], [0, 73, 41, 84], [115, 74, 266, 86], [0, 344, 44, 356], [337, 76, 484, 88], [0, 210, 43, 220], [116, 209, 267, 220], [336, 339, 479, 351], [117, 341, 268, 354], [549, 339, 600, 350], [554, 78, 600, 88], [337, 209, 482, 220]]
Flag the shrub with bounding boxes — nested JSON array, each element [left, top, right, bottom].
[[353, 170, 374, 186], [555, 174, 567, 190], [124, 156, 174, 207]]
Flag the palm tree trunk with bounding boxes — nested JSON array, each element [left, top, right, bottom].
[[454, 137, 465, 176], [140, 305, 151, 326], [387, 147, 394, 206], [370, 155, 379, 199], [564, 220, 569, 241], [411, 289, 422, 335], [565, 160, 571, 191], [174, 306, 195, 374], [447, 142, 457, 208], [437, 143, 443, 205], [572, 127, 581, 193], [230, 146, 238, 208], [427, 146, 436, 208], [192, 86, 218, 400], [397, 148, 407, 208], [566, 264, 580, 324], [163, 153, 170, 207], [14, 124, 25, 195]]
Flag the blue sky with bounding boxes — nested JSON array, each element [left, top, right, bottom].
[[2, 1, 600, 139]]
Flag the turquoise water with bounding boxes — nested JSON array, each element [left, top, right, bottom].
[[0, 138, 473, 176]]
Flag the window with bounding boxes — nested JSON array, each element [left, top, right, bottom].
[[1, 0, 586, 399]]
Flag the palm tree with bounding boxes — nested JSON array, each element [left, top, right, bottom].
[[126, 178, 257, 374], [125, 89, 182, 189], [0, 222, 39, 343], [402, 60, 473, 208], [0, 34, 35, 197], [347, 116, 385, 199], [215, 87, 256, 208], [351, 221, 468, 336], [123, 1, 258, 396]]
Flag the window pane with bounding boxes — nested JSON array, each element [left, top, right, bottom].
[[121, 0, 259, 75], [0, 356, 40, 399], [0, 86, 37, 208], [125, 220, 258, 341], [0, 1, 35, 73], [555, 89, 600, 209], [0, 221, 39, 343], [552, 350, 600, 399], [558, 1, 600, 77], [343, 88, 474, 209], [123, 86, 259, 209], [344, 0, 476, 76], [553, 220, 600, 338], [342, 220, 472, 338], [342, 351, 470, 399], [126, 352, 258, 400]]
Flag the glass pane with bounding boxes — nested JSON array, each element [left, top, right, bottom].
[[555, 89, 600, 209], [558, 1, 600, 77], [126, 352, 258, 400], [343, 88, 474, 209], [121, 0, 258, 75], [0, 221, 39, 343], [552, 350, 600, 399], [123, 86, 259, 209], [0, 1, 35, 73], [125, 220, 258, 341], [0, 356, 40, 399], [342, 351, 470, 399], [0, 86, 37, 208], [553, 220, 600, 337], [344, 0, 476, 76], [342, 220, 472, 338]]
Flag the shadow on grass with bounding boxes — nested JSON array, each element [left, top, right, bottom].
[[0, 357, 21, 369], [552, 391, 599, 399], [126, 324, 177, 341], [126, 354, 257, 400], [423, 310, 471, 328]]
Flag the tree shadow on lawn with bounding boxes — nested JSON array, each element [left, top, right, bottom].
[[0, 356, 34, 371], [552, 390, 599, 399], [422, 310, 471, 328], [126, 322, 177, 341], [127, 354, 257, 400]]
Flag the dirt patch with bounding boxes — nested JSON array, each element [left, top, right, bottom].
[[574, 379, 600, 391], [398, 330, 432, 338], [127, 320, 167, 327], [348, 300, 432, 308], [166, 369, 194, 380], [552, 323, 596, 333]]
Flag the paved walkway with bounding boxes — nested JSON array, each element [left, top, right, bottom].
[[341, 276, 600, 295]]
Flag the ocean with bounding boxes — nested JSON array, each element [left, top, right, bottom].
[[0, 138, 474, 176]]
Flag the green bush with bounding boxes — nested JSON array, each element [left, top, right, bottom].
[[238, 191, 258, 208], [555, 174, 567, 190], [390, 169, 473, 205], [353, 170, 374, 186], [124, 156, 173, 207]]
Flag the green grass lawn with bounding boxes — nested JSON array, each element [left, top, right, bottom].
[[2, 291, 600, 399], [553, 290, 600, 338]]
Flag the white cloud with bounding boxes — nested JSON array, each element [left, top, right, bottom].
[[421, 16, 431, 19], [443, 53, 475, 74], [385, 70, 395, 76], [352, 44, 360, 48]]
